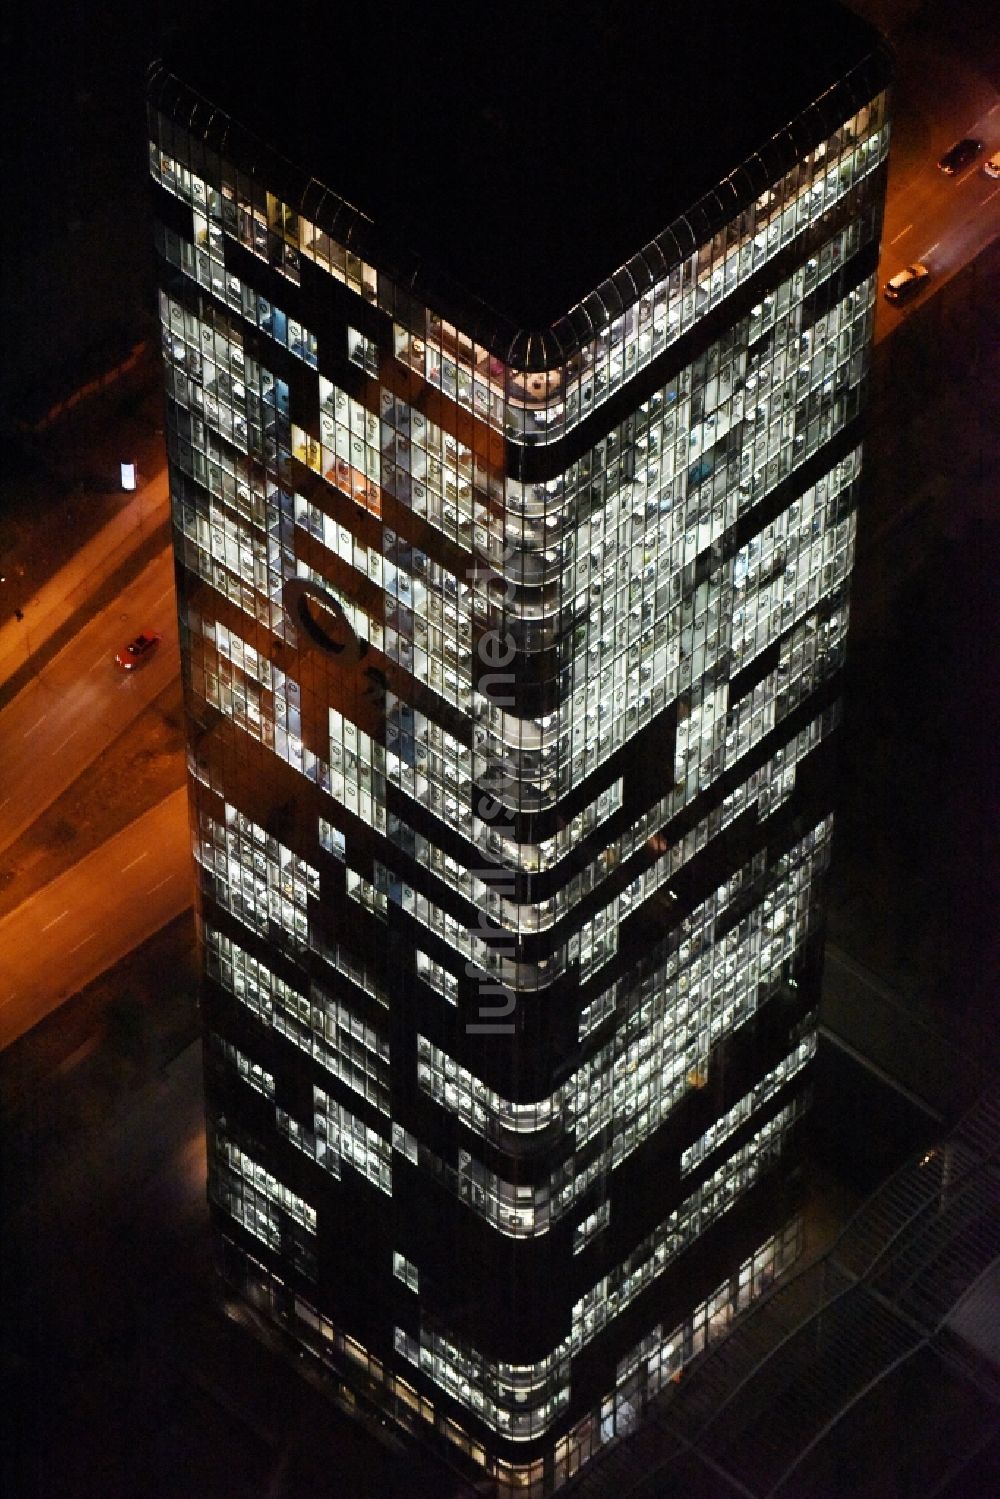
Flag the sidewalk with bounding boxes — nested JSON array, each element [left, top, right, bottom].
[[0, 465, 170, 705]]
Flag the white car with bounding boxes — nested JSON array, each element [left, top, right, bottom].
[[985, 150, 1000, 179], [883, 263, 930, 306]]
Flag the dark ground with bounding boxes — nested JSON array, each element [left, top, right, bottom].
[[0, 916, 470, 1499], [1, 2, 198, 431], [822, 236, 1000, 1119]]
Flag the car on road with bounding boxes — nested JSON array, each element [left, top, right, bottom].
[[883, 263, 930, 306], [115, 631, 162, 670], [985, 150, 1000, 179], [937, 138, 983, 175]]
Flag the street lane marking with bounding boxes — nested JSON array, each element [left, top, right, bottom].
[[922, 242, 940, 256], [154, 587, 174, 606], [889, 224, 912, 244], [69, 933, 96, 954], [40, 910, 69, 933], [983, 187, 1000, 205], [121, 851, 150, 873], [147, 874, 176, 893], [22, 713, 47, 737], [51, 728, 80, 755]]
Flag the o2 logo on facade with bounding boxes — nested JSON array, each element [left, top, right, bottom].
[[282, 578, 364, 664], [282, 577, 387, 708]]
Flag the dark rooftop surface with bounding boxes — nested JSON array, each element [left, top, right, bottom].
[[159, 0, 884, 328]]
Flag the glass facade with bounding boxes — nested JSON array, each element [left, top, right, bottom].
[[150, 22, 890, 1495]]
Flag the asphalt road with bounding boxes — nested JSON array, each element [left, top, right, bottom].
[[0, 785, 191, 1049], [0, 543, 177, 854], [876, 94, 1000, 340]]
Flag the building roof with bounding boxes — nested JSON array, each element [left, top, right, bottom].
[[151, 0, 890, 363]]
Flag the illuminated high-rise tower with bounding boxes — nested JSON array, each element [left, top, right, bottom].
[[149, 2, 891, 1492]]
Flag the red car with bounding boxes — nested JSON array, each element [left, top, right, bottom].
[[115, 631, 162, 669]]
